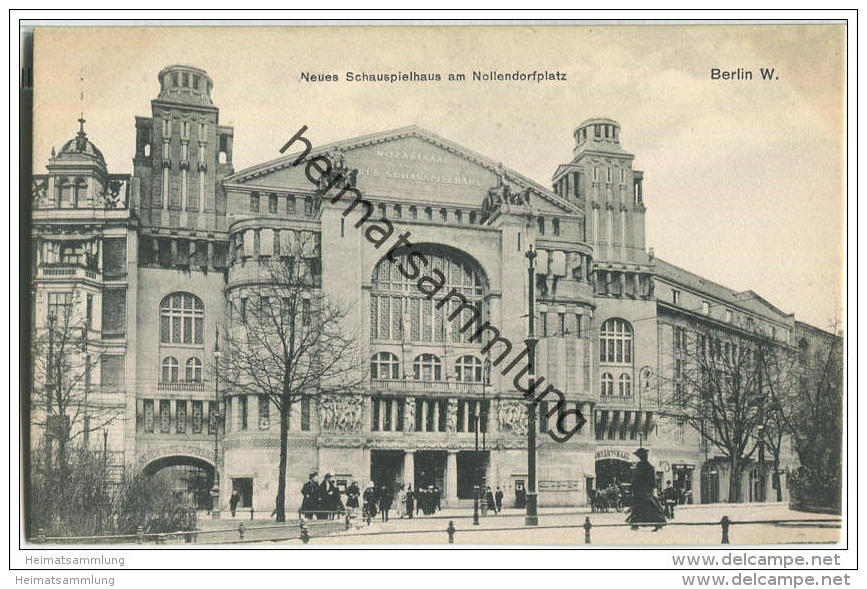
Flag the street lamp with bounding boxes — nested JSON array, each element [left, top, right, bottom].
[[211, 332, 223, 520], [524, 247, 539, 527], [639, 366, 653, 448]]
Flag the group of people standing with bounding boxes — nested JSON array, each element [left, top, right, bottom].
[[299, 472, 346, 519], [363, 483, 443, 521]]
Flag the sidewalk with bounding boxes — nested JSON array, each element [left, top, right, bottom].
[[272, 502, 841, 546]]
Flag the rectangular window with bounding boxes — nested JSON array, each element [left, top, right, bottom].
[[537, 217, 545, 235], [208, 401, 217, 435], [558, 312, 566, 336], [159, 400, 171, 433], [47, 291, 73, 321], [192, 401, 203, 434], [725, 309, 733, 323], [176, 401, 187, 434], [301, 396, 311, 431], [143, 400, 154, 433], [86, 294, 93, 328], [269, 193, 278, 214], [553, 218, 560, 236], [240, 396, 248, 430], [258, 395, 270, 429], [250, 192, 260, 212], [672, 289, 681, 305], [540, 311, 547, 337], [287, 195, 296, 214], [372, 398, 381, 431]]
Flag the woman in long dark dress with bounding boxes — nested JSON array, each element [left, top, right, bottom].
[[346, 481, 360, 516], [625, 448, 667, 531]]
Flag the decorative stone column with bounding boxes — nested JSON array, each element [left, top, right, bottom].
[[446, 450, 458, 506], [403, 450, 415, 488]]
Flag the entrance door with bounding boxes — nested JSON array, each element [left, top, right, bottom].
[[456, 451, 488, 499], [701, 463, 719, 504], [414, 451, 446, 491], [370, 450, 403, 490], [749, 467, 766, 502], [232, 478, 253, 508]]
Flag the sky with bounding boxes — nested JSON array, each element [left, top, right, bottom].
[[31, 24, 846, 330]]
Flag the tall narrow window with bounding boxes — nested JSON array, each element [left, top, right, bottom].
[[455, 355, 482, 382], [250, 192, 260, 213], [269, 193, 278, 214], [161, 357, 179, 383], [258, 395, 270, 429], [185, 357, 202, 382], [301, 396, 311, 431], [240, 396, 248, 430], [143, 400, 155, 433], [601, 373, 614, 396], [619, 374, 632, 397]]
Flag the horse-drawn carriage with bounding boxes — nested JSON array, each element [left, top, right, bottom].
[[591, 482, 632, 513]]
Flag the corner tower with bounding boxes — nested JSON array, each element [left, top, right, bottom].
[[552, 118, 651, 298], [133, 64, 234, 234]]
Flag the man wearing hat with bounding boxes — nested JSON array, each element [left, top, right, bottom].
[[301, 472, 319, 519], [626, 448, 667, 531]]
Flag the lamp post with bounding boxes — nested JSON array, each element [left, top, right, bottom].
[[639, 366, 653, 448], [525, 247, 539, 527], [211, 332, 222, 519]]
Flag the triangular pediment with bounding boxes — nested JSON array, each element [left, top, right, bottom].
[[224, 126, 580, 215]]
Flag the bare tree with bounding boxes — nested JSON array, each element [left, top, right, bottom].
[[220, 234, 364, 521], [661, 328, 775, 503], [31, 296, 121, 480], [778, 327, 843, 509]]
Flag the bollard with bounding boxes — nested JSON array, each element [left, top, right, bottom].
[[584, 516, 592, 544], [238, 522, 246, 541], [37, 527, 46, 543], [447, 520, 456, 544], [345, 512, 351, 530], [136, 526, 144, 545], [300, 519, 310, 544], [720, 516, 731, 544]]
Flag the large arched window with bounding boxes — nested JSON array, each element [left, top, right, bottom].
[[371, 352, 400, 380], [600, 318, 633, 364], [185, 357, 203, 382], [161, 357, 179, 383], [369, 245, 487, 344], [413, 354, 442, 381], [618, 374, 632, 397], [160, 293, 204, 344], [455, 355, 483, 382], [601, 373, 614, 396]]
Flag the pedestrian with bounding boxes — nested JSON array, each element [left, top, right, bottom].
[[363, 481, 377, 523], [405, 483, 415, 519], [663, 481, 678, 519], [318, 473, 333, 520], [433, 485, 441, 512], [626, 448, 667, 531], [301, 472, 318, 519], [346, 480, 360, 517], [379, 485, 392, 521], [229, 489, 240, 517], [495, 486, 504, 513], [485, 486, 498, 514], [395, 485, 407, 518]]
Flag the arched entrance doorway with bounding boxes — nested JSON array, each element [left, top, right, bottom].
[[595, 458, 632, 490], [142, 456, 215, 510]]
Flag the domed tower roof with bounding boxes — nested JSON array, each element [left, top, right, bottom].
[[156, 64, 215, 108], [56, 117, 107, 168]]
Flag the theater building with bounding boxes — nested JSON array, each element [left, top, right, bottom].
[[30, 64, 824, 512]]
